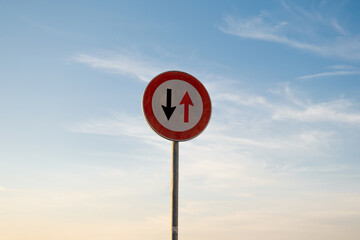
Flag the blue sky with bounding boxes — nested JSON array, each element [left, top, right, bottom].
[[1, 1, 360, 239]]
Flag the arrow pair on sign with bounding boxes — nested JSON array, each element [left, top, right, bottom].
[[162, 89, 193, 122]]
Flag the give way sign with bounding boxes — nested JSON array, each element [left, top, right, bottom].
[[143, 71, 211, 141]]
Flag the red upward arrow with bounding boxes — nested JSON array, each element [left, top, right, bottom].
[[179, 91, 194, 123]]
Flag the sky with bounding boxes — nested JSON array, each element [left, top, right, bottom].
[[1, 0, 360, 239]]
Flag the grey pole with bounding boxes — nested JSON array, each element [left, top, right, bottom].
[[171, 141, 179, 240]]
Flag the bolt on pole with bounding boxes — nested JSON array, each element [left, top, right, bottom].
[[171, 141, 179, 240]]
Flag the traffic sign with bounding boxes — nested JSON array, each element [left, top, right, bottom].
[[143, 71, 211, 141]]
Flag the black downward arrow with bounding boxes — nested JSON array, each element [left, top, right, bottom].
[[162, 89, 176, 120]]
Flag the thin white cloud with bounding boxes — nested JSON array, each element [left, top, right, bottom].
[[215, 85, 360, 125], [272, 100, 360, 124], [67, 51, 359, 197], [67, 113, 167, 150], [214, 92, 269, 105], [219, 4, 360, 60], [297, 65, 360, 80], [219, 15, 323, 54], [72, 51, 231, 87], [328, 65, 356, 70], [331, 18, 347, 35], [72, 52, 170, 82], [68, 114, 150, 138], [67, 104, 338, 193], [64, 81, 360, 218], [179, 128, 335, 192], [297, 70, 360, 80]]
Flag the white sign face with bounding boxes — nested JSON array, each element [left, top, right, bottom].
[[152, 80, 203, 131], [143, 71, 211, 141]]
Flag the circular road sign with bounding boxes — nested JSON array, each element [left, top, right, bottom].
[[143, 71, 211, 141]]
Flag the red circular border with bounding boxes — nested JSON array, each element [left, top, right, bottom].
[[143, 71, 211, 141]]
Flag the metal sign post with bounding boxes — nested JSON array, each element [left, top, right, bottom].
[[142, 71, 211, 240], [171, 141, 179, 240]]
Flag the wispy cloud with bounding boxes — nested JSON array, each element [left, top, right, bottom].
[[68, 44, 359, 201], [67, 113, 167, 150], [68, 84, 355, 189], [219, 15, 322, 53], [218, 3, 360, 60], [297, 70, 360, 80], [64, 79, 360, 222], [68, 114, 150, 138], [297, 65, 360, 80], [72, 51, 172, 82], [272, 101, 360, 124], [328, 65, 356, 70], [215, 86, 360, 125]]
